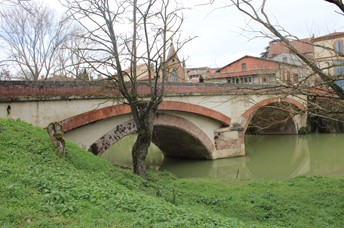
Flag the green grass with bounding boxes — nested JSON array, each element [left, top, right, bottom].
[[1, 118, 343, 227]]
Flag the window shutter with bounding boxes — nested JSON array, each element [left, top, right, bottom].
[[335, 40, 343, 53]]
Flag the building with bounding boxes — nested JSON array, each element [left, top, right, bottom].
[[266, 32, 344, 85], [207, 55, 304, 85], [270, 53, 303, 66], [312, 32, 344, 79], [119, 43, 188, 83], [268, 38, 313, 60], [165, 44, 188, 82], [186, 67, 219, 83]]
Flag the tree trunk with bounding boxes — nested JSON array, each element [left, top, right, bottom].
[[131, 108, 155, 179], [132, 130, 151, 179], [47, 122, 65, 156]]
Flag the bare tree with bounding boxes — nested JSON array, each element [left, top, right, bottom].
[[0, 66, 12, 80], [54, 27, 95, 80], [228, 0, 344, 99], [0, 0, 77, 80], [65, 0, 191, 178]]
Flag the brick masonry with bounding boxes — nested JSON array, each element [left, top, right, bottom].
[[59, 101, 231, 132], [0, 80, 313, 102], [89, 113, 215, 159]]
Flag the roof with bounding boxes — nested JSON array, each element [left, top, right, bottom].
[[187, 67, 208, 72], [212, 68, 278, 79], [187, 67, 219, 74], [188, 70, 207, 77], [312, 32, 344, 42], [267, 32, 344, 58], [217, 55, 297, 72], [268, 38, 313, 58]]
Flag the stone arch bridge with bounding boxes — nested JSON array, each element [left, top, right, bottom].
[[0, 81, 307, 160]]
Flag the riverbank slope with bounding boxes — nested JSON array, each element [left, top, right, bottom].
[[1, 118, 343, 227]]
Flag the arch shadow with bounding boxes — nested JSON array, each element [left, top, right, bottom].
[[241, 97, 306, 134], [89, 113, 215, 159]]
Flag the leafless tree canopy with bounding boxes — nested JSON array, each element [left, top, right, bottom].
[[0, 0, 77, 80], [65, 0, 191, 178]]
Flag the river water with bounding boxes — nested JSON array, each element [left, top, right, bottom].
[[101, 134, 344, 179]]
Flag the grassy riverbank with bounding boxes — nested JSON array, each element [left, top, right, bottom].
[[1, 118, 343, 227]]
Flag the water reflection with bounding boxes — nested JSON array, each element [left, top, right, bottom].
[[101, 134, 344, 179], [243, 135, 309, 179]]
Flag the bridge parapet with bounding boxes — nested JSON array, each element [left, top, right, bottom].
[[0, 80, 315, 102]]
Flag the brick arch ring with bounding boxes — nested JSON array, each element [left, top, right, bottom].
[[88, 113, 215, 159], [241, 97, 306, 133], [59, 100, 231, 132]]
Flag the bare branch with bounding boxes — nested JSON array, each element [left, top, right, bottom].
[[0, 1, 77, 80], [324, 0, 344, 13], [229, 0, 344, 99], [64, 0, 192, 178]]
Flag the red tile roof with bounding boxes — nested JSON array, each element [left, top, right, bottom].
[[217, 55, 281, 72], [312, 32, 344, 42]]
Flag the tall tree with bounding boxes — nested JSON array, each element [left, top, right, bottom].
[[65, 0, 191, 178], [0, 0, 76, 80], [260, 45, 269, 59]]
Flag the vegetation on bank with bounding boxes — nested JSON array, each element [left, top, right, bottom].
[[0, 118, 343, 227]]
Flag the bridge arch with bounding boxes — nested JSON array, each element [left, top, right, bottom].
[[241, 97, 306, 134], [60, 100, 230, 132], [89, 113, 215, 159]]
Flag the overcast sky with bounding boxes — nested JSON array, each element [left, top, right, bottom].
[[180, 0, 344, 68], [49, 0, 344, 68]]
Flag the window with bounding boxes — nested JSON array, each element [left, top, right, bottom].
[[293, 73, 299, 83], [169, 70, 178, 82], [335, 60, 344, 76], [286, 71, 290, 81], [335, 40, 343, 54], [241, 63, 246, 70], [262, 76, 267, 83], [282, 71, 286, 81]]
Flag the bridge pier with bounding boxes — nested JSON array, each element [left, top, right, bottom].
[[212, 125, 245, 159]]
